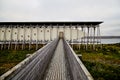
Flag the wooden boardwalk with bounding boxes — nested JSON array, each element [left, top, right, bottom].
[[0, 38, 93, 80], [43, 39, 71, 80]]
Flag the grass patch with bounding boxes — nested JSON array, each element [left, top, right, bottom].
[[74, 43, 120, 80], [0, 49, 36, 76], [83, 61, 120, 80]]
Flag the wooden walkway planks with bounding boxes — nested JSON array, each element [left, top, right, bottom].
[[43, 39, 71, 80]]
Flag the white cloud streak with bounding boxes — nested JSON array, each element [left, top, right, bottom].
[[0, 0, 120, 36]]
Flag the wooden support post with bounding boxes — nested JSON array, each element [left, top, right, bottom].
[[0, 27, 1, 50], [0, 27, 1, 49], [63, 24, 65, 39], [11, 25, 13, 50], [17, 25, 19, 50], [71, 25, 73, 48], [77, 25, 80, 50], [98, 25, 102, 49], [84, 26, 87, 50], [14, 25, 17, 50], [22, 25, 24, 50], [1, 42, 3, 50], [29, 25, 32, 50], [4, 25, 7, 49], [40, 26, 42, 45], [7, 26, 10, 50], [50, 25, 52, 41], [0, 27, 2, 49], [83, 26, 86, 50], [57, 24, 59, 38], [23, 25, 25, 50], [50, 25, 51, 41], [36, 25, 38, 50], [10, 25, 12, 49], [90, 26, 92, 50], [44, 25, 45, 44], [37, 25, 39, 49], [1, 26, 4, 50], [96, 25, 99, 49], [70, 25, 72, 46], [93, 27, 96, 50], [87, 26, 90, 50], [28, 26, 30, 50], [81, 27, 83, 49]]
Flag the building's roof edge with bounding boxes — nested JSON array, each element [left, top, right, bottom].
[[0, 21, 103, 25]]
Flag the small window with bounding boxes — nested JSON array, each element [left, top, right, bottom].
[[28, 35, 30, 37], [41, 30, 42, 32], [34, 33, 36, 35], [47, 30, 49, 32], [8, 30, 10, 32], [21, 35, 23, 37], [2, 31, 4, 32], [15, 32, 17, 34]]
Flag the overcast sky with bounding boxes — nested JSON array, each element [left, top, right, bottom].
[[0, 0, 120, 36]]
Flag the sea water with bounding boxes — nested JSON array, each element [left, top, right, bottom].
[[101, 38, 120, 44]]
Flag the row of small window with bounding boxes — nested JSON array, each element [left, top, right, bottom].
[[1, 30, 49, 32], [0, 27, 40, 28], [1, 31, 37, 35], [20, 34, 37, 37], [19, 35, 36, 37], [1, 39, 52, 42], [1, 30, 11, 32]]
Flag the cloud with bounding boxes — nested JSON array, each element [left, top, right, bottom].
[[0, 0, 120, 36]]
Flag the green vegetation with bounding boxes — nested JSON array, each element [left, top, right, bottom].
[[0, 49, 36, 76], [75, 43, 120, 80], [0, 43, 120, 80]]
